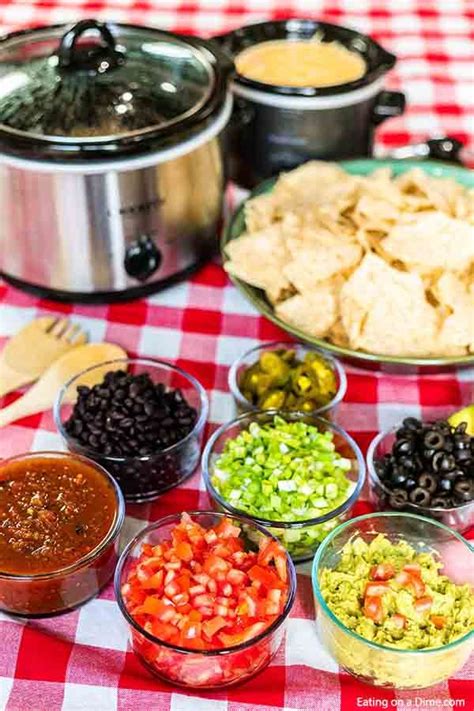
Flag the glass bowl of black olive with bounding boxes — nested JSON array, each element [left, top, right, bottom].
[[367, 417, 474, 533], [54, 358, 209, 503]]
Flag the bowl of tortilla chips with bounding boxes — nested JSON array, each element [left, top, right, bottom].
[[222, 160, 474, 371]]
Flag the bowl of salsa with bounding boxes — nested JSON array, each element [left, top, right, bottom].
[[0, 451, 125, 617]]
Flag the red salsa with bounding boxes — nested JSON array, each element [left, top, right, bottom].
[[0, 455, 118, 575]]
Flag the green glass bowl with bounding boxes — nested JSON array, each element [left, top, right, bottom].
[[222, 159, 474, 372], [311, 512, 474, 689]]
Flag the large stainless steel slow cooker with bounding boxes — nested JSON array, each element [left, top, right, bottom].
[[0, 20, 233, 302], [216, 19, 405, 188]]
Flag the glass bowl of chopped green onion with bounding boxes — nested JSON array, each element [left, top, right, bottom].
[[228, 341, 346, 418], [311, 512, 474, 688], [202, 410, 365, 562]]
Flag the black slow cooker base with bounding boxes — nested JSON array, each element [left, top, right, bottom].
[[0, 260, 208, 304]]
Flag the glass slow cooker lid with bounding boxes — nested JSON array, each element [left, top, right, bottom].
[[0, 19, 231, 158]]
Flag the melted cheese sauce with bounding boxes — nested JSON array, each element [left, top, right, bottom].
[[235, 39, 367, 88]]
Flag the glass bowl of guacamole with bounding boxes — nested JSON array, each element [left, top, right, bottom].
[[312, 512, 474, 689]]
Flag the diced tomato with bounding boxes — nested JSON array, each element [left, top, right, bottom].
[[391, 613, 406, 629], [204, 529, 218, 545], [403, 563, 421, 575], [363, 596, 383, 624], [203, 555, 230, 576], [151, 620, 176, 641], [188, 610, 202, 622], [193, 593, 214, 608], [395, 570, 425, 597], [414, 596, 433, 613], [202, 616, 227, 639], [365, 582, 390, 597], [431, 615, 446, 629], [215, 518, 241, 539], [141, 596, 166, 616], [122, 514, 290, 656], [248, 564, 284, 590], [370, 563, 395, 581], [141, 570, 164, 590], [258, 540, 288, 583], [174, 541, 193, 561], [227, 568, 247, 586]]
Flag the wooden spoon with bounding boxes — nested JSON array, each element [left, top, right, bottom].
[[0, 317, 88, 398], [0, 343, 127, 428]]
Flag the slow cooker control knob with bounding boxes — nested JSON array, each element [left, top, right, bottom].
[[124, 235, 162, 282]]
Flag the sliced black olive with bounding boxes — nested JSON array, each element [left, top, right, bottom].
[[431, 496, 450, 509], [391, 470, 408, 487], [443, 468, 463, 481], [454, 433, 471, 450], [439, 453, 456, 471], [437, 478, 453, 493], [455, 448, 472, 464], [432, 451, 455, 472], [402, 417, 422, 431], [374, 459, 388, 477], [423, 448, 436, 462], [418, 473, 437, 493], [454, 479, 473, 502], [409, 487, 431, 506], [399, 455, 418, 473], [405, 478, 418, 491], [389, 489, 409, 509], [455, 422, 467, 434], [423, 430, 445, 450], [394, 438, 415, 456]]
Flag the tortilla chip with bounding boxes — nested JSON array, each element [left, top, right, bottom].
[[284, 231, 362, 291], [224, 225, 290, 300], [274, 161, 359, 219], [275, 281, 338, 338], [381, 211, 474, 275], [340, 253, 439, 356], [244, 193, 279, 232], [227, 160, 474, 358], [433, 272, 474, 355]]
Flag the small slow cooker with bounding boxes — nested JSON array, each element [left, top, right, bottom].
[[0, 20, 233, 302], [216, 18, 406, 188]]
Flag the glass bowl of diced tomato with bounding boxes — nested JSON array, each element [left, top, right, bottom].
[[115, 511, 296, 689]]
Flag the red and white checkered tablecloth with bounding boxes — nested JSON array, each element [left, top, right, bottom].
[[0, 1, 473, 710]]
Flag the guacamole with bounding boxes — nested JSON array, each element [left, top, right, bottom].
[[319, 534, 474, 650]]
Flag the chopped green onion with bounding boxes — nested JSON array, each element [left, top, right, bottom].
[[211, 416, 355, 558]]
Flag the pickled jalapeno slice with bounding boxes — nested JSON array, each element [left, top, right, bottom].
[[239, 349, 337, 412]]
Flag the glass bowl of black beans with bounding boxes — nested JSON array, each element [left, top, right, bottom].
[[54, 358, 209, 503], [367, 417, 474, 533]]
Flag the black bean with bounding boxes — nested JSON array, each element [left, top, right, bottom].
[[64, 369, 198, 469]]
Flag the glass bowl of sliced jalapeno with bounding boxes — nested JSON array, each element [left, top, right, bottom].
[[228, 341, 346, 419]]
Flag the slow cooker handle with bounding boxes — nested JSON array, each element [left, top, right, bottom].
[[387, 137, 473, 167], [372, 91, 406, 125], [58, 19, 124, 72]]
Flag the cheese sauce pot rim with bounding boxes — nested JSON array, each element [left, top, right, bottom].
[[216, 18, 397, 98]]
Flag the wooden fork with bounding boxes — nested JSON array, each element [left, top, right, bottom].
[[0, 316, 88, 398]]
